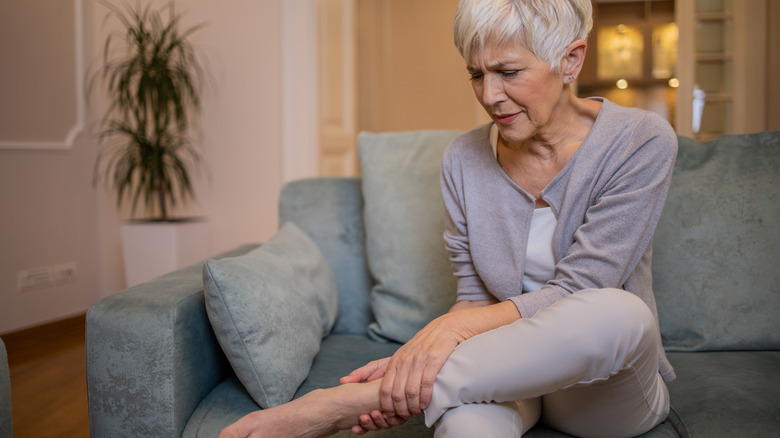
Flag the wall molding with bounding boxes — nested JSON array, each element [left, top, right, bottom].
[[0, 0, 85, 151]]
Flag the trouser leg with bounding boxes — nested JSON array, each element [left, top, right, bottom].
[[542, 360, 669, 437], [425, 288, 669, 437], [433, 399, 541, 438]]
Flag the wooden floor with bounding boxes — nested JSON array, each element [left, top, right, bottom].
[[2, 314, 90, 438]]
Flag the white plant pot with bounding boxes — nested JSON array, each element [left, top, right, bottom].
[[120, 219, 209, 288]]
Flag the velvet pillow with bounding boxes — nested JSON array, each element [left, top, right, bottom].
[[203, 222, 339, 408], [358, 130, 461, 343]]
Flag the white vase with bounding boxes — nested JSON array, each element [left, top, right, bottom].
[[120, 219, 209, 288]]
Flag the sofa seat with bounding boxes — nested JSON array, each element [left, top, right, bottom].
[[183, 335, 432, 438], [665, 351, 780, 437], [183, 334, 685, 438]]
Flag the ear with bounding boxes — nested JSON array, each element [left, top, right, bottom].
[[561, 40, 587, 84]]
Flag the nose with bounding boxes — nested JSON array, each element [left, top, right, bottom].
[[480, 74, 505, 107]]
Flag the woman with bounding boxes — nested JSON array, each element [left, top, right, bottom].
[[221, 0, 676, 436]]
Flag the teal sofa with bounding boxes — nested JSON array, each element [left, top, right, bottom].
[[86, 131, 780, 437], [0, 339, 11, 438]]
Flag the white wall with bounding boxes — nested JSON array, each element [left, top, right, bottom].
[[0, 0, 287, 333]]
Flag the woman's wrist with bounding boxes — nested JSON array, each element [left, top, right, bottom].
[[445, 300, 521, 342]]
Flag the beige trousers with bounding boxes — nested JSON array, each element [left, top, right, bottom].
[[425, 288, 670, 438]]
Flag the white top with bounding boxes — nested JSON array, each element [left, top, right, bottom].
[[522, 207, 557, 291], [490, 124, 557, 292]]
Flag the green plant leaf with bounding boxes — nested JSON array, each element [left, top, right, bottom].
[[93, 0, 205, 220]]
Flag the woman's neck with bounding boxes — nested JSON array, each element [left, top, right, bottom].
[[501, 95, 601, 159], [495, 96, 601, 202]]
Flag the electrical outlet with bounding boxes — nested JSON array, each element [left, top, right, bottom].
[[18, 263, 77, 291]]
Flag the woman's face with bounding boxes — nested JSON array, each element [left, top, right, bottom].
[[467, 41, 566, 145]]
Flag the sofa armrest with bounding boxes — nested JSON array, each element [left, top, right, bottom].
[[0, 338, 11, 438], [86, 244, 258, 438]]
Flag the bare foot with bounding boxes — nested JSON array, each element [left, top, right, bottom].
[[219, 380, 384, 438]]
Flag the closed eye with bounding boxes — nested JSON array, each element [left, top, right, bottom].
[[467, 68, 484, 81]]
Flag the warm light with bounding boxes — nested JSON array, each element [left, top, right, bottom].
[[616, 79, 629, 89], [597, 25, 644, 80], [668, 77, 680, 88], [652, 23, 679, 79]]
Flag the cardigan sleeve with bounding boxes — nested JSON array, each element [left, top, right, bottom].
[[510, 112, 678, 318], [441, 144, 496, 303]]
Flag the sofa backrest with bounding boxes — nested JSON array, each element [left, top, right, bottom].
[[279, 130, 780, 352], [652, 132, 780, 352], [278, 130, 461, 340], [279, 177, 375, 336]]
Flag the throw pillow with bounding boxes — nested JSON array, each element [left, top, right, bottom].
[[358, 130, 461, 343], [203, 222, 339, 408]]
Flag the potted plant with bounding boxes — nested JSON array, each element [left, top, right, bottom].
[[93, 0, 209, 287]]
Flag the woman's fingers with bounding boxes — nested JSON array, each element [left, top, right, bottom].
[[340, 357, 390, 384], [403, 354, 426, 416], [390, 356, 415, 418], [380, 358, 412, 418], [378, 361, 396, 414], [383, 344, 430, 418], [351, 409, 406, 435], [419, 359, 442, 410], [372, 410, 409, 428], [380, 354, 418, 418], [357, 413, 380, 431]]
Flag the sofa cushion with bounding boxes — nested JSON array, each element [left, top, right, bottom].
[[203, 222, 339, 408], [358, 130, 461, 343], [183, 335, 434, 438], [665, 351, 780, 437], [524, 420, 679, 438], [183, 334, 682, 438], [653, 132, 780, 351]]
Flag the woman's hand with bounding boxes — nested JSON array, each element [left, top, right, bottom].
[[380, 300, 520, 419], [341, 358, 407, 434], [378, 313, 462, 419], [340, 316, 464, 433], [340, 299, 519, 430]]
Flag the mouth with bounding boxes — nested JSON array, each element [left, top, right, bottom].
[[493, 112, 520, 125]]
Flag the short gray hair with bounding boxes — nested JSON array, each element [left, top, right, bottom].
[[453, 0, 593, 73]]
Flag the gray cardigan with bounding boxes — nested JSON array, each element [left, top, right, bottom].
[[441, 98, 677, 381]]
